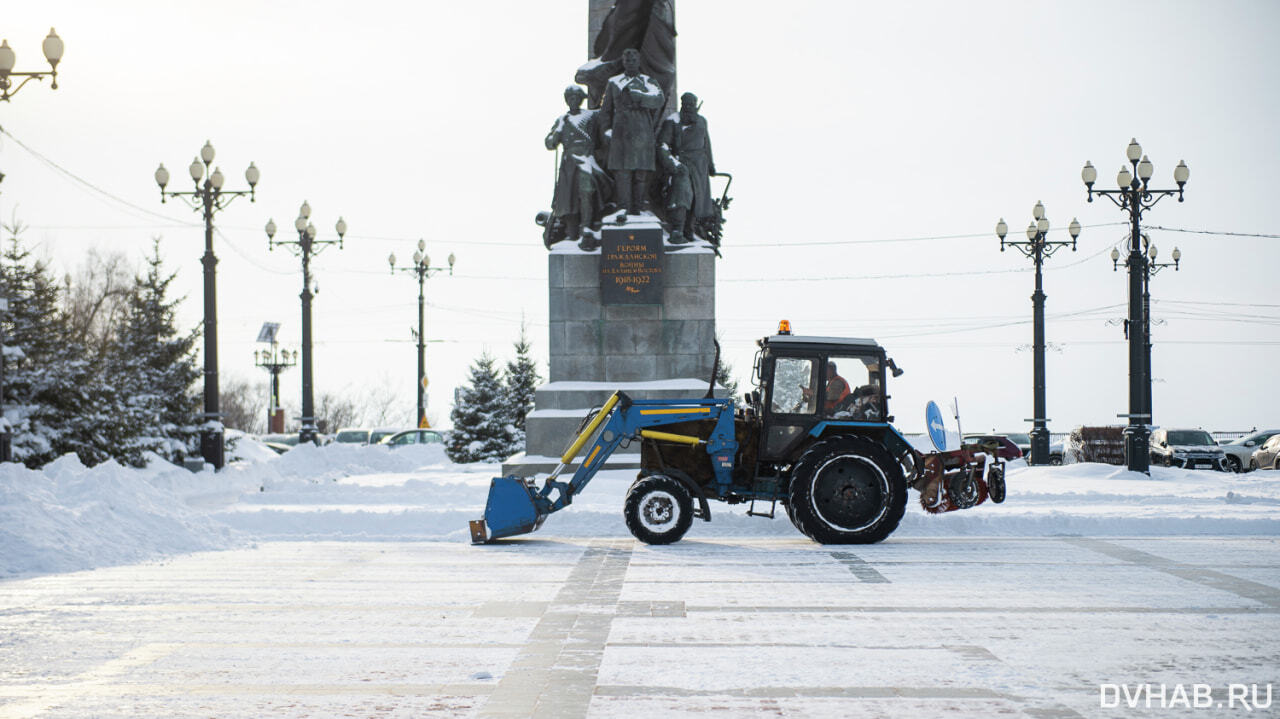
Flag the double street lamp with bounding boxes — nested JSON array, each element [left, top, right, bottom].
[[388, 241, 454, 428], [265, 202, 347, 444], [1111, 234, 1181, 433], [0, 28, 64, 102], [1082, 138, 1189, 473], [254, 344, 298, 434], [155, 141, 260, 469], [996, 202, 1080, 465]]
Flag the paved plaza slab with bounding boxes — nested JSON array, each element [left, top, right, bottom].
[[1, 537, 1278, 717]]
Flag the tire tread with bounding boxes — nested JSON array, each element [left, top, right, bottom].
[[786, 434, 907, 545], [624, 475, 694, 545]]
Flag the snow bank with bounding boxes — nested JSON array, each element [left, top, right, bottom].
[[0, 442, 457, 577], [0, 454, 243, 577]]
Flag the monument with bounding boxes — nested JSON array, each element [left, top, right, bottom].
[[506, 0, 733, 475]]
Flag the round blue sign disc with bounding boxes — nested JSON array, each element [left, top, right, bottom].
[[925, 401, 947, 451]]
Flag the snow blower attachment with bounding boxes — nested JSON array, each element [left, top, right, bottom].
[[470, 325, 1009, 545], [912, 441, 1007, 513]]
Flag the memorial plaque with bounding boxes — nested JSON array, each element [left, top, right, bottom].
[[601, 227, 664, 304]]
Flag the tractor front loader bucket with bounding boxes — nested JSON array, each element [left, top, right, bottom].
[[469, 476, 547, 543], [470, 392, 626, 544]]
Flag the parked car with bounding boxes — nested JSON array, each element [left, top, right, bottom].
[[1149, 428, 1227, 470], [378, 429, 445, 447], [369, 427, 400, 445], [259, 433, 299, 447], [1250, 435, 1280, 471], [262, 441, 292, 455], [333, 428, 372, 445], [962, 434, 1022, 461], [1221, 429, 1280, 472], [998, 432, 1063, 465]]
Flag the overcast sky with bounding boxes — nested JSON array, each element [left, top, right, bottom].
[[1, 0, 1277, 435]]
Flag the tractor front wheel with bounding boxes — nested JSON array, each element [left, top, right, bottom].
[[787, 435, 907, 544], [624, 475, 694, 545]]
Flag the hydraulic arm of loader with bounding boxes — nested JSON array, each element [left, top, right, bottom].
[[470, 391, 737, 543]]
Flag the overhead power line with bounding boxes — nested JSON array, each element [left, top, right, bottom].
[[3, 127, 1276, 287], [720, 242, 1115, 282], [1158, 299, 1280, 309], [0, 125, 199, 228], [1146, 225, 1280, 240]]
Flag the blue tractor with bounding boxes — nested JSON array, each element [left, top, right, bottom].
[[471, 324, 1005, 545]]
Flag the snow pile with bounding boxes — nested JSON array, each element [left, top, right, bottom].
[[0, 442, 461, 577], [0, 454, 243, 577], [213, 442, 483, 542], [225, 430, 282, 464], [249, 441, 453, 485]]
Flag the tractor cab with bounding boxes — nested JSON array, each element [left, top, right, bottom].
[[753, 327, 897, 463]]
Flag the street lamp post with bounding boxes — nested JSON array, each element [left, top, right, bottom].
[[1082, 138, 1189, 473], [0, 28, 64, 102], [0, 28, 63, 462], [254, 344, 297, 433], [388, 241, 454, 428], [996, 203, 1080, 465], [265, 203, 347, 444], [155, 142, 260, 469], [1112, 235, 1181, 428]]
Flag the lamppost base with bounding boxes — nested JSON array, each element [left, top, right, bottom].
[[200, 429, 225, 470], [299, 423, 319, 446], [1028, 426, 1051, 467], [1122, 424, 1150, 474]]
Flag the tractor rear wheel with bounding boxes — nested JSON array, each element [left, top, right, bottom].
[[624, 475, 694, 545], [787, 435, 907, 544]]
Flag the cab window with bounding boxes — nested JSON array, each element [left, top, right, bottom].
[[771, 357, 817, 415], [823, 355, 883, 420]]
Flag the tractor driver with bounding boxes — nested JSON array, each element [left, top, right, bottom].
[[803, 362, 850, 415]]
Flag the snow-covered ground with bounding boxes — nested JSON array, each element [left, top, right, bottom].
[[2, 438, 1278, 578], [2, 441, 1279, 718]]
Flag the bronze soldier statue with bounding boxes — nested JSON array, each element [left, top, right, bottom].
[[599, 48, 665, 216], [661, 92, 716, 244], [577, 0, 676, 111], [545, 85, 612, 248]]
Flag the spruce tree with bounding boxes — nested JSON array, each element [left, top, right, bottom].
[[446, 351, 516, 463], [503, 325, 540, 447], [108, 239, 201, 463], [0, 232, 105, 466], [714, 360, 739, 399], [712, 333, 739, 398]]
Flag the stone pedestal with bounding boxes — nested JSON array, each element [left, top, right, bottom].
[[504, 230, 718, 476]]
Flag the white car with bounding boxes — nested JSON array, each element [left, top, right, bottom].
[[378, 429, 445, 447], [333, 428, 372, 445], [1221, 429, 1280, 473], [1148, 428, 1227, 471], [1250, 435, 1280, 471]]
